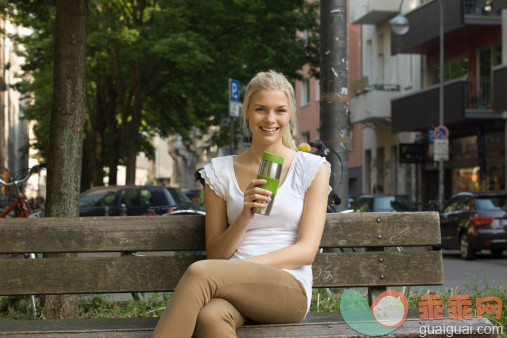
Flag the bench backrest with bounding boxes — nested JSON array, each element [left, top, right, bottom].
[[0, 212, 443, 296]]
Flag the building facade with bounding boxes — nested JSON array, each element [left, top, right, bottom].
[[350, 0, 424, 201], [391, 0, 507, 202]]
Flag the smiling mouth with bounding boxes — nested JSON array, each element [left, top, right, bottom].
[[260, 126, 279, 132]]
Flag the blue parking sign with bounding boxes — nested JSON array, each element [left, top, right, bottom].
[[229, 79, 239, 101]]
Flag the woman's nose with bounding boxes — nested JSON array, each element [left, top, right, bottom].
[[265, 110, 276, 122]]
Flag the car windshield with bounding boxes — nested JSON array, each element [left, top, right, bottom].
[[475, 196, 507, 211], [167, 187, 191, 204], [373, 196, 417, 212]]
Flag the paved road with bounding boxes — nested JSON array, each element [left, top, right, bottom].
[[412, 249, 507, 294]]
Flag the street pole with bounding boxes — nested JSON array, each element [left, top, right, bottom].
[[230, 116, 235, 155], [320, 0, 348, 211], [438, 0, 445, 208]]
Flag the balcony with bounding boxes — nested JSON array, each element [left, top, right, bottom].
[[391, 0, 502, 55], [350, 0, 399, 25], [351, 84, 400, 124], [391, 77, 499, 133], [493, 64, 507, 113]]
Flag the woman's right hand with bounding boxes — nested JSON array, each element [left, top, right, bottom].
[[240, 178, 272, 220]]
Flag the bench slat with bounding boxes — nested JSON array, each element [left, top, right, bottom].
[[0, 251, 442, 295], [313, 251, 443, 287], [0, 212, 440, 254], [0, 315, 498, 337], [323, 212, 441, 247]]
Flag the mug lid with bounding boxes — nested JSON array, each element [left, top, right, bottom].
[[261, 151, 284, 165]]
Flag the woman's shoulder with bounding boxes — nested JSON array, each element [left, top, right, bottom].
[[200, 155, 234, 200], [294, 151, 331, 193], [296, 151, 329, 167]]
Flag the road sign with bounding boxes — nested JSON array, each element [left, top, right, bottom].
[[229, 101, 242, 117], [434, 139, 449, 161], [427, 128, 435, 144], [399, 143, 425, 163], [434, 125, 449, 140], [229, 79, 239, 102]]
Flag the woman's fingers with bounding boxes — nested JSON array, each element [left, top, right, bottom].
[[243, 179, 272, 210], [245, 178, 268, 190]]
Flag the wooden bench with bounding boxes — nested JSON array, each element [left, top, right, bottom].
[[0, 212, 499, 337]]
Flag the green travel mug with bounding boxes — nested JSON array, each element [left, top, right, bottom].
[[253, 151, 284, 216]]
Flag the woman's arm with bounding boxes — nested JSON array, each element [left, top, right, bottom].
[[242, 163, 329, 269], [205, 179, 272, 259]]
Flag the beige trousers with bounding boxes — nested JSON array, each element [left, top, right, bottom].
[[152, 259, 308, 338]]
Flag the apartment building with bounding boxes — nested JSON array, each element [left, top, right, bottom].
[[391, 0, 507, 201], [350, 0, 424, 201]]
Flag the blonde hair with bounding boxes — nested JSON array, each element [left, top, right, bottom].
[[241, 70, 299, 150]]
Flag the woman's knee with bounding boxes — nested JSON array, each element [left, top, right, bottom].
[[184, 260, 210, 279], [195, 304, 236, 336]]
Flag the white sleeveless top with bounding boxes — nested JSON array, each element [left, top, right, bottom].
[[200, 151, 331, 314]]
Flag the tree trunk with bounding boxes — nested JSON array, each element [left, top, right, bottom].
[[125, 61, 143, 185], [42, 0, 89, 320]]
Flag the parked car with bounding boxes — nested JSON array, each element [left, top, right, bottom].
[[349, 194, 418, 212], [79, 185, 198, 216], [438, 191, 507, 260]]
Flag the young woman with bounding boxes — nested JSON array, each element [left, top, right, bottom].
[[152, 70, 330, 338]]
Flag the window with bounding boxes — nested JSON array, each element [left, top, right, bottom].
[[315, 80, 320, 102], [80, 189, 116, 207], [431, 55, 469, 84], [302, 131, 310, 143], [120, 188, 152, 206], [167, 187, 191, 204], [301, 79, 310, 106], [377, 33, 385, 83]]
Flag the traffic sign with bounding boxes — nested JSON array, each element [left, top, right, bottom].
[[434, 125, 449, 140], [427, 128, 435, 144], [229, 79, 239, 102], [229, 101, 242, 117], [434, 139, 449, 161]]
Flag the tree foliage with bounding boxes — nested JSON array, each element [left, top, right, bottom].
[[2, 0, 319, 189]]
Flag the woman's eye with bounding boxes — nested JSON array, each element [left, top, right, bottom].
[[277, 109, 287, 114], [255, 107, 265, 112]]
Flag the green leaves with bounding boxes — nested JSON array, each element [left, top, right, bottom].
[[5, 0, 319, 188]]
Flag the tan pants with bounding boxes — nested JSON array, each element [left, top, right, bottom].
[[152, 259, 308, 338]]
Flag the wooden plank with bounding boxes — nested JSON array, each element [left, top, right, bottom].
[[313, 251, 443, 287], [0, 315, 498, 337], [321, 212, 441, 247], [0, 212, 440, 253], [0, 251, 442, 295], [237, 317, 499, 337], [0, 215, 205, 253], [0, 256, 203, 295]]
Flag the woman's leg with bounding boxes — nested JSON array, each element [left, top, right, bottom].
[[195, 298, 246, 338], [152, 259, 307, 338]]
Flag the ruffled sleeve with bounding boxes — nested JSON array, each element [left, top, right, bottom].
[[199, 157, 229, 200], [295, 152, 332, 196]]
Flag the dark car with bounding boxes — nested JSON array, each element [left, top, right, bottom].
[[79, 185, 194, 216], [439, 191, 507, 260], [350, 194, 418, 212]]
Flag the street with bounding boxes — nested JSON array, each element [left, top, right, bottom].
[[411, 249, 507, 295], [439, 249, 507, 291]]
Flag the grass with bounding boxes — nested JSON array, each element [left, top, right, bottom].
[[1, 275, 505, 335]]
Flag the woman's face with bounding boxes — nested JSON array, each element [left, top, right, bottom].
[[247, 89, 291, 146]]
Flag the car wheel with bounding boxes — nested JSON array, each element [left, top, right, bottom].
[[491, 249, 503, 258], [460, 233, 476, 260]]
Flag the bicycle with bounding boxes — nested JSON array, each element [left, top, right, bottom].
[[0, 162, 46, 218], [0, 161, 46, 317]]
